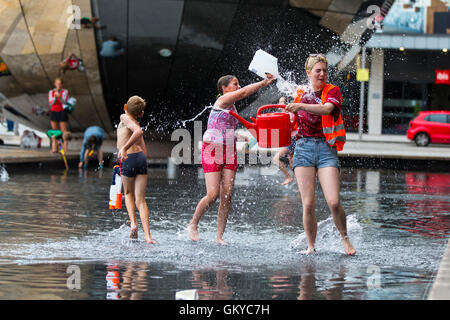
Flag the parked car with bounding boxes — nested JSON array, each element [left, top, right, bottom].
[[407, 111, 450, 146]]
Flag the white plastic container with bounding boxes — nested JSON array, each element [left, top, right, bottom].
[[248, 49, 279, 79], [175, 289, 199, 300]]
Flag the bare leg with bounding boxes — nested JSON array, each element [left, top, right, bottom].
[[63, 140, 69, 153], [122, 176, 138, 239], [51, 136, 58, 153], [273, 148, 293, 185], [83, 149, 89, 167], [98, 147, 103, 167], [50, 121, 58, 130], [318, 167, 356, 256], [59, 121, 68, 132], [188, 172, 221, 241], [134, 174, 155, 244], [294, 167, 317, 254], [216, 169, 236, 245]]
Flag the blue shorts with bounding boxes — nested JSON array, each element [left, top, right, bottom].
[[121, 152, 147, 178], [287, 136, 296, 154], [292, 137, 340, 170]]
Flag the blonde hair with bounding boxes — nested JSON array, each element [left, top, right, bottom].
[[63, 131, 72, 141], [126, 95, 146, 117], [305, 54, 328, 72]]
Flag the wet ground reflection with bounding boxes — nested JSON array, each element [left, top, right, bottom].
[[0, 165, 449, 299]]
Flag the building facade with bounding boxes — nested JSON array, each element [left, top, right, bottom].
[[365, 0, 450, 135]]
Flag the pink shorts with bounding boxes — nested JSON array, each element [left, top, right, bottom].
[[202, 142, 237, 173]]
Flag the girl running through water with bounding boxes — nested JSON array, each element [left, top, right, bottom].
[[188, 73, 275, 245]]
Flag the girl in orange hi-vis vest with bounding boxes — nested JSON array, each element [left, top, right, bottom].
[[286, 54, 356, 256]]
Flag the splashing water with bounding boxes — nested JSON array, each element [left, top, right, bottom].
[[0, 165, 9, 182], [0, 167, 447, 299], [179, 105, 212, 127], [179, 105, 230, 127], [275, 72, 319, 103], [289, 215, 363, 253], [276, 72, 299, 98]]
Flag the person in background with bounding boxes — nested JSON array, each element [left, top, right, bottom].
[[59, 53, 83, 74], [80, 16, 104, 29], [48, 77, 69, 133], [78, 126, 105, 169], [46, 129, 72, 154], [272, 96, 297, 185], [100, 37, 125, 58]]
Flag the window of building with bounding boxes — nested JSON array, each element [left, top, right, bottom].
[[383, 81, 429, 134]]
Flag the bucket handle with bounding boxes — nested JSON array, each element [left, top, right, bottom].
[[257, 104, 298, 129], [256, 104, 286, 116]]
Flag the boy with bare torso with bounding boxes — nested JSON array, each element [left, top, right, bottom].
[[117, 96, 156, 244]]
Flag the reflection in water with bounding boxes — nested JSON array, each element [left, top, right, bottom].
[[403, 172, 450, 239], [0, 263, 89, 299], [120, 263, 149, 300], [298, 263, 349, 300], [270, 195, 300, 230], [1, 165, 10, 181], [106, 263, 121, 300], [191, 269, 233, 300], [0, 167, 448, 299], [105, 262, 152, 300]]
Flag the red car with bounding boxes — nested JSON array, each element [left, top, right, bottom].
[[407, 111, 450, 146]]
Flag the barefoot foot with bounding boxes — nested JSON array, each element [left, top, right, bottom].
[[342, 236, 356, 256], [145, 237, 157, 244], [281, 177, 293, 186], [130, 226, 138, 240], [216, 238, 228, 246], [306, 247, 316, 255], [187, 223, 199, 241]]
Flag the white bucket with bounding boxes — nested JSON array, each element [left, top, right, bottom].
[[248, 49, 279, 79], [175, 289, 199, 300]]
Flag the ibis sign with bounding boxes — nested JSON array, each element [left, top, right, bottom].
[[435, 69, 450, 85]]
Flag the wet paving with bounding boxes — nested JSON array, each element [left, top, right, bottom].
[[0, 165, 449, 300]]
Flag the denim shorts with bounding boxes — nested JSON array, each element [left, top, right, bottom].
[[287, 136, 296, 154], [292, 137, 340, 170]]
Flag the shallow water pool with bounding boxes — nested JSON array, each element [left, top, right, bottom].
[[0, 165, 449, 300]]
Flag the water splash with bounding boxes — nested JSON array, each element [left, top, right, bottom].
[[276, 72, 299, 98], [178, 105, 212, 127], [178, 105, 229, 127], [289, 215, 363, 252], [275, 73, 318, 102], [0, 165, 9, 182]]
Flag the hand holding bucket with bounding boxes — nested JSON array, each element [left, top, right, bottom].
[[248, 49, 279, 79]]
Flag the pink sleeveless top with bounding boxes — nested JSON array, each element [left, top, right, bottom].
[[202, 105, 239, 145]]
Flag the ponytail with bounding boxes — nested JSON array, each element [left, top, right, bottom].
[[216, 75, 236, 98]]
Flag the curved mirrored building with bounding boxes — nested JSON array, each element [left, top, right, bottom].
[[0, 0, 386, 137]]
